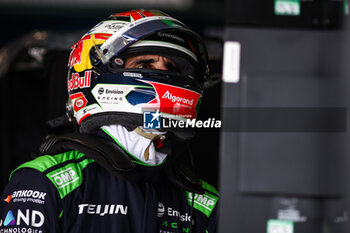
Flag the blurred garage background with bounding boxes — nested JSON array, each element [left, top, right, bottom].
[[1, 0, 350, 233]]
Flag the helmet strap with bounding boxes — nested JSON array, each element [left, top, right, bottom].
[[133, 127, 166, 161]]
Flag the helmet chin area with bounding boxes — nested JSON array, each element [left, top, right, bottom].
[[67, 68, 203, 131]]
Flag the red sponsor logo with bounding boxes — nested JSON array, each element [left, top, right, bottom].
[[145, 81, 201, 119], [68, 71, 91, 91], [69, 92, 88, 112], [4, 195, 12, 203]]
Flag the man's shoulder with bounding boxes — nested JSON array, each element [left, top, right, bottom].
[[13, 150, 89, 172], [11, 150, 95, 199]]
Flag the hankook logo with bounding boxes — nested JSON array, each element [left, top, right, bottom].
[[9, 190, 47, 205]]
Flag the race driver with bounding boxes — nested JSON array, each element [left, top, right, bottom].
[[0, 9, 218, 233]]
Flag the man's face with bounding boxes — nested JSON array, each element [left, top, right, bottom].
[[124, 55, 179, 72]]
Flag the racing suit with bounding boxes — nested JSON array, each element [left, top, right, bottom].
[[0, 129, 218, 233]]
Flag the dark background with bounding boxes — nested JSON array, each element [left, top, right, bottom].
[[2, 0, 350, 233]]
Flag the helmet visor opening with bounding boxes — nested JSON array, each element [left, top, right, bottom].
[[108, 47, 200, 81]]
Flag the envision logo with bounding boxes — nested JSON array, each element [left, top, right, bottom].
[[78, 204, 128, 216], [158, 202, 165, 217], [157, 203, 191, 222]]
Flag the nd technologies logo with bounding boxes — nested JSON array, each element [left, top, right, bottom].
[[2, 209, 44, 227], [143, 110, 161, 129], [4, 210, 15, 226]]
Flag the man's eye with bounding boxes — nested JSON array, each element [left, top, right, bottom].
[[137, 63, 151, 69]]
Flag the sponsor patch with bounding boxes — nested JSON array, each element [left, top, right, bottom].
[[68, 34, 110, 72], [3, 209, 45, 228], [69, 92, 88, 113], [186, 192, 218, 217], [4, 190, 47, 205], [86, 20, 127, 35], [4, 195, 12, 203], [91, 84, 137, 109], [78, 204, 128, 216], [157, 202, 191, 222], [50, 166, 79, 189], [67, 71, 91, 91], [144, 81, 202, 119]]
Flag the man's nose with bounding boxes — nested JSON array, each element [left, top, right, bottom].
[[153, 56, 170, 71], [153, 61, 168, 71]]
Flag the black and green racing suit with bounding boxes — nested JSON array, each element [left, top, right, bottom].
[[0, 134, 218, 233]]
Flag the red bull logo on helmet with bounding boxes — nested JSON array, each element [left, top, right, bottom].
[[68, 33, 110, 72], [68, 71, 91, 91]]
